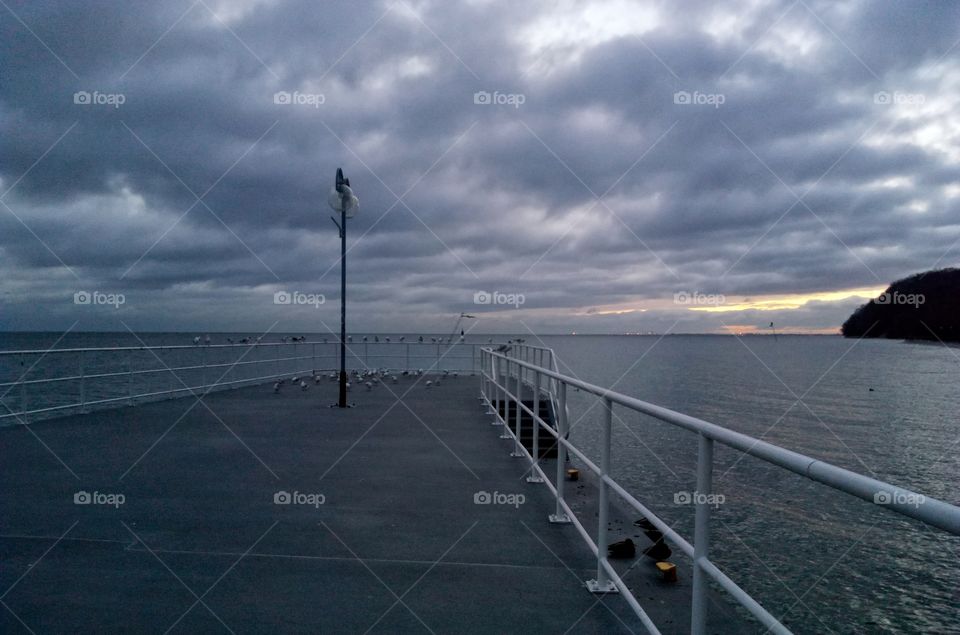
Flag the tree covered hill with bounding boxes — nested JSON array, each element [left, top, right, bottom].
[[841, 268, 960, 342]]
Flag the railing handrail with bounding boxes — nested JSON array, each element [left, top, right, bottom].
[[0, 340, 478, 356], [487, 346, 959, 534], [479, 344, 960, 635], [1, 341, 484, 423]]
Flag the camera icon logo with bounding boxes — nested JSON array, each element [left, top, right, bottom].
[[875, 292, 891, 305], [274, 91, 292, 104], [473, 291, 491, 304], [274, 490, 291, 504], [674, 491, 692, 504], [74, 291, 91, 305], [673, 91, 691, 105], [274, 291, 292, 305], [473, 490, 492, 504], [74, 490, 92, 504], [73, 91, 91, 104], [873, 491, 892, 504], [473, 91, 491, 105], [873, 91, 891, 105]]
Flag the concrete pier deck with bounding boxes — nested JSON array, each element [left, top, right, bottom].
[[0, 375, 740, 633]]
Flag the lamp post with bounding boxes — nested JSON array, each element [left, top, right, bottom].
[[328, 168, 358, 408]]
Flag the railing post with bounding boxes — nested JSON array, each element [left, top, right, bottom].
[[479, 348, 487, 403], [79, 350, 86, 414], [511, 359, 524, 457], [494, 355, 507, 430], [691, 433, 714, 635], [405, 343, 410, 372], [526, 368, 544, 483], [20, 352, 28, 423], [550, 381, 571, 523], [587, 397, 618, 593], [127, 350, 133, 406]]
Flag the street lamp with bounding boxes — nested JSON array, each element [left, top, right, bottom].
[[328, 167, 358, 408]]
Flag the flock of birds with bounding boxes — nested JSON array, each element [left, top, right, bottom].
[[272, 368, 461, 393]]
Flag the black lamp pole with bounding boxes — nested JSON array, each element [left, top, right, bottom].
[[332, 168, 353, 407], [338, 195, 347, 408]]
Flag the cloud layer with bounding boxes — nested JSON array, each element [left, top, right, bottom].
[[2, 0, 959, 334]]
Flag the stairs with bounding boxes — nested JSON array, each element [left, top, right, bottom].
[[493, 399, 558, 458]]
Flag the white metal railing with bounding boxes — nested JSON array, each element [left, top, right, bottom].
[[479, 344, 960, 635], [0, 341, 483, 423]]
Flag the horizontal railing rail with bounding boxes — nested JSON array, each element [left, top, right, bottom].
[[0, 341, 483, 423], [479, 344, 960, 635]]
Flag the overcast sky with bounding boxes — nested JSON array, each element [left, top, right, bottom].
[[2, 0, 959, 335]]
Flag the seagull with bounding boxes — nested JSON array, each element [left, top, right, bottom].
[[425, 380, 433, 387], [347, 335, 352, 342], [374, 336, 379, 343], [300, 381, 307, 391], [273, 382, 281, 393], [365, 381, 373, 390], [391, 375, 398, 384], [399, 336, 405, 342], [193, 336, 201, 345], [314, 375, 321, 384], [385, 337, 390, 342], [345, 382, 351, 391], [434, 379, 441, 387], [418, 336, 423, 342], [204, 335, 211, 345], [363, 336, 368, 342], [226, 337, 233, 344], [292, 376, 299, 383]]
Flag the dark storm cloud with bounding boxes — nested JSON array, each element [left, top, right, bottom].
[[2, 0, 959, 333]]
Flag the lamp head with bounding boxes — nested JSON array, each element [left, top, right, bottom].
[[328, 168, 359, 217]]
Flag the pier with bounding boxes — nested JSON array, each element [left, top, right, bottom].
[[1, 341, 957, 633]]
